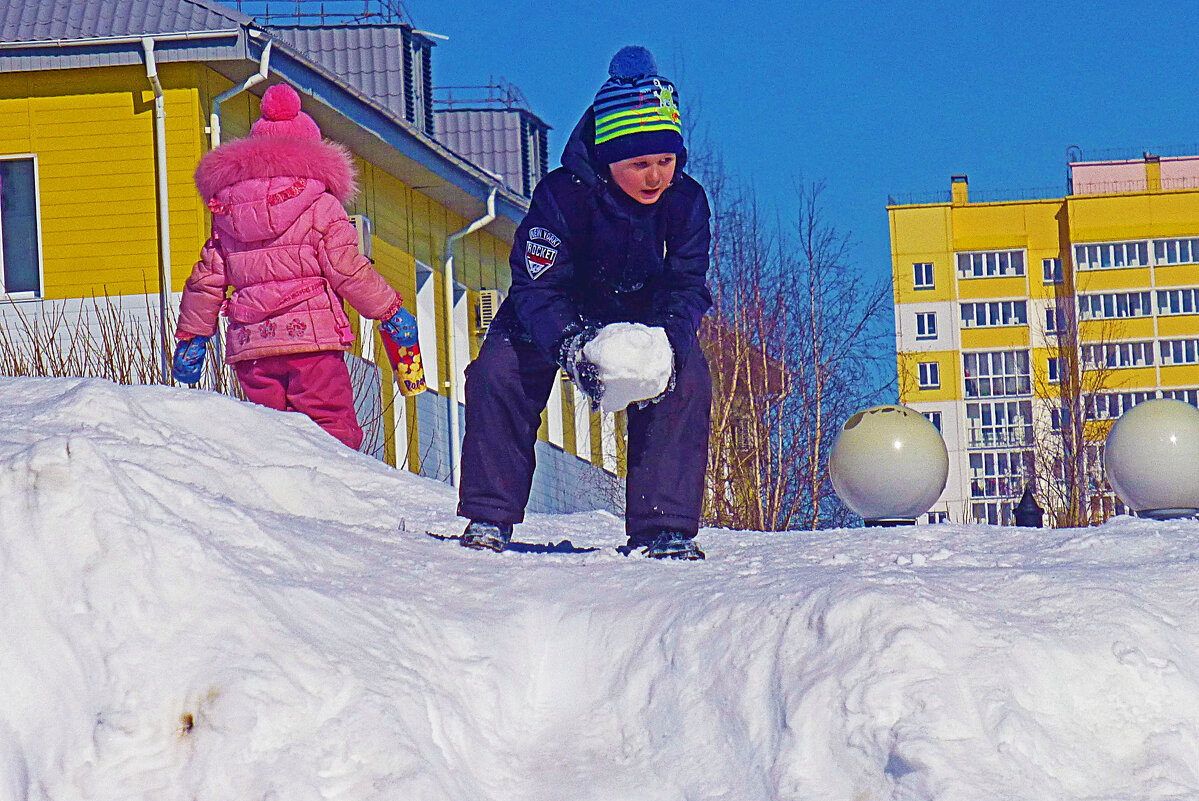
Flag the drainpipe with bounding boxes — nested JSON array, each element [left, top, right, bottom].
[[141, 37, 172, 384], [443, 187, 497, 487], [210, 36, 272, 148]]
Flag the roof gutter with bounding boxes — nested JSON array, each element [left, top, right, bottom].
[[210, 34, 273, 148], [0, 29, 239, 49], [443, 187, 497, 487], [141, 36, 175, 385]]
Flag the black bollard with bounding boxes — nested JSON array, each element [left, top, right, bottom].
[[1013, 484, 1044, 528]]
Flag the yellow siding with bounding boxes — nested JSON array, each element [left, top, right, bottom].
[[1102, 366, 1157, 388], [960, 326, 1029, 350], [898, 350, 959, 402], [1073, 267, 1153, 292], [1158, 315, 1199, 337], [956, 276, 1028, 300], [1155, 264, 1199, 287], [1079, 318, 1154, 341], [0, 64, 207, 299], [1161, 365, 1199, 386]]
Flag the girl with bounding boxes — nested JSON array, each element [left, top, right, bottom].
[[174, 83, 416, 450]]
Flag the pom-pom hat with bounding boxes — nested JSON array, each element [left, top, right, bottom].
[[251, 83, 323, 141], [592, 46, 684, 165]]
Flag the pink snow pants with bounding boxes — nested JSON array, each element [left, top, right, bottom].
[[233, 351, 363, 450]]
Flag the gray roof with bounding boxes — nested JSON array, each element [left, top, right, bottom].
[[268, 25, 406, 120], [0, 0, 251, 41]]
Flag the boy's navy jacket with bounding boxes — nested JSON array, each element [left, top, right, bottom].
[[494, 107, 712, 366]]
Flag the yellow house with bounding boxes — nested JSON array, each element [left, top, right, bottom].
[[0, 0, 619, 513], [889, 155, 1199, 526]]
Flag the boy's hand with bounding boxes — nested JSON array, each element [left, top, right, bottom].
[[559, 329, 604, 411], [172, 336, 209, 385]]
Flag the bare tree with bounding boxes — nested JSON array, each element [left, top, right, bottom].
[[1032, 294, 1135, 527], [694, 166, 893, 531]]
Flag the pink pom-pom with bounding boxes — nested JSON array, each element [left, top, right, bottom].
[[260, 84, 301, 121]]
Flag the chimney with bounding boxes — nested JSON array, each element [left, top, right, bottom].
[[951, 174, 968, 204]]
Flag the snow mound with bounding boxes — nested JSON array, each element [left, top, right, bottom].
[[583, 322, 673, 412], [3, 376, 1199, 800]]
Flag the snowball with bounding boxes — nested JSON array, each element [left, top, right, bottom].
[[582, 323, 673, 413]]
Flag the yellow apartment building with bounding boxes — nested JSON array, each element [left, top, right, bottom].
[[0, 0, 619, 514], [889, 154, 1199, 526]]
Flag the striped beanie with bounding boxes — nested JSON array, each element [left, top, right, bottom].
[[592, 46, 683, 165]]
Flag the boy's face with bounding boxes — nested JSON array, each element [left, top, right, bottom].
[[609, 153, 677, 205]]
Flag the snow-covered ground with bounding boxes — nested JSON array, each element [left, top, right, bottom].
[[3, 376, 1199, 801]]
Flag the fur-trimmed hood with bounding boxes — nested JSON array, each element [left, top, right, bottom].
[[195, 135, 358, 203]]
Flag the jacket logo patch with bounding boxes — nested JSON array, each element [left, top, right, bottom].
[[525, 241, 557, 279], [529, 227, 562, 248]]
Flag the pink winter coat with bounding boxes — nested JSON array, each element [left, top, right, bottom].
[[176, 134, 402, 363]]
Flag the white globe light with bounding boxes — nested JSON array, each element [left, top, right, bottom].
[[830, 404, 949, 524], [1104, 399, 1199, 519]]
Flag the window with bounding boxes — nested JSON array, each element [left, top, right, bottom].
[[1081, 341, 1154, 369], [965, 400, 1032, 448], [963, 350, 1031, 398], [960, 300, 1027, 328], [1153, 237, 1199, 266], [1047, 356, 1060, 384], [915, 311, 937, 340], [1042, 258, 1063, 284], [918, 361, 940, 389], [956, 249, 1025, 279], [1163, 387, 1199, 408], [926, 511, 949, 525], [0, 157, 41, 295], [969, 449, 1033, 524], [1087, 391, 1156, 420], [1044, 306, 1067, 335], [1159, 338, 1199, 366], [913, 262, 934, 290], [1157, 288, 1199, 316], [1073, 240, 1149, 271], [1077, 291, 1152, 320], [922, 410, 942, 432]]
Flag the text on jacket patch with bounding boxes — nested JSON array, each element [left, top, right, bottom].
[[525, 241, 557, 279]]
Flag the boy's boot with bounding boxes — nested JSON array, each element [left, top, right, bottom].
[[643, 530, 705, 560], [460, 520, 513, 553]]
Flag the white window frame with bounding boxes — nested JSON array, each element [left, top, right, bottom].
[[1078, 291, 1153, 321], [918, 361, 940, 390], [956, 249, 1026, 280], [1082, 341, 1155, 369], [1047, 356, 1060, 384], [1073, 240, 1150, 271], [915, 311, 937, 340], [963, 350, 1032, 398], [922, 410, 942, 432], [1042, 257, 1062, 284], [1157, 288, 1199, 316], [965, 399, 1033, 448], [0, 153, 45, 299], [913, 262, 935, 290], [1159, 338, 1199, 366], [960, 300, 1027, 328], [1153, 237, 1199, 266]]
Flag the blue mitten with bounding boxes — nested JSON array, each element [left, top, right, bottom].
[[380, 307, 419, 347], [172, 336, 209, 385]]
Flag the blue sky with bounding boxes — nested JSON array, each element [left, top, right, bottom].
[[410, 0, 1199, 284]]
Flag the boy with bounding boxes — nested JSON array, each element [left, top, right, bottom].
[[457, 46, 712, 559]]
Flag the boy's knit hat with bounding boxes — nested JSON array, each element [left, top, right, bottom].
[[251, 83, 322, 141], [592, 46, 683, 165]]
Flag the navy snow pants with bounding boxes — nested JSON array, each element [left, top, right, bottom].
[[458, 327, 711, 546]]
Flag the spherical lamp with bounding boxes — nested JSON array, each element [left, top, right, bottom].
[[830, 404, 949, 525], [1104, 399, 1199, 519]]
